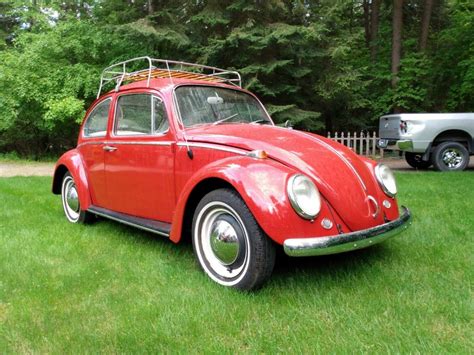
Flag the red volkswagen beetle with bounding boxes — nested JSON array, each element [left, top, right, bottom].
[[52, 57, 412, 290]]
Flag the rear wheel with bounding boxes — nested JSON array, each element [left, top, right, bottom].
[[432, 142, 469, 171], [61, 172, 93, 223], [405, 152, 432, 169], [192, 188, 275, 290]]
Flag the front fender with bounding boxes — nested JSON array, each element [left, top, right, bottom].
[[170, 156, 343, 245], [52, 149, 92, 211]]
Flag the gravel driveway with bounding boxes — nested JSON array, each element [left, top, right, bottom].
[[0, 157, 473, 177], [0, 162, 54, 177]]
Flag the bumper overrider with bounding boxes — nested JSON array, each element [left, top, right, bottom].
[[284, 206, 412, 257]]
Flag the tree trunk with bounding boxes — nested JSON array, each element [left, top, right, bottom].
[[363, 0, 370, 47], [370, 0, 381, 61], [419, 0, 434, 51], [148, 0, 154, 15], [391, 0, 403, 90]]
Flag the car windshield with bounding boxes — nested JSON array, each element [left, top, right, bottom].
[[175, 86, 272, 128]]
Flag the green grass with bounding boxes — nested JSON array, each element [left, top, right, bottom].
[[0, 152, 58, 163], [0, 173, 472, 353]]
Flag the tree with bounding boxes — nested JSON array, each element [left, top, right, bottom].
[[419, 0, 434, 51], [370, 0, 381, 61], [391, 0, 403, 90]]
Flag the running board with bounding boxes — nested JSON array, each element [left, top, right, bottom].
[[88, 205, 171, 237]]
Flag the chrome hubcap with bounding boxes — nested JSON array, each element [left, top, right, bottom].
[[442, 148, 463, 169], [62, 176, 80, 222], [194, 202, 249, 284], [66, 184, 79, 213], [210, 219, 240, 265]]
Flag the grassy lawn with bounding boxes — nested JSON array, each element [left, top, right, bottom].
[[0, 173, 472, 353]]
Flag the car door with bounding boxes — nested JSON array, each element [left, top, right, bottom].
[[103, 92, 175, 222], [78, 97, 112, 207]]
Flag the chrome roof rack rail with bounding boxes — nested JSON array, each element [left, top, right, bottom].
[[97, 56, 242, 98]]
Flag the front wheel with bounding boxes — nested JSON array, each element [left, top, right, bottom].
[[192, 188, 275, 290], [432, 142, 470, 171], [61, 172, 93, 223], [405, 152, 432, 169]]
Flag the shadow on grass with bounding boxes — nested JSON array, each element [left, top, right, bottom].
[[274, 244, 395, 275], [94, 216, 400, 291]]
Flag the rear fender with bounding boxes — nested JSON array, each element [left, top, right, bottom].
[[52, 149, 92, 211], [170, 156, 342, 245]]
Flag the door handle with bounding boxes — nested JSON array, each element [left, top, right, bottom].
[[103, 145, 117, 152]]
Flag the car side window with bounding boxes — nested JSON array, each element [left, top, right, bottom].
[[83, 98, 111, 138], [115, 94, 152, 136], [153, 97, 169, 134]]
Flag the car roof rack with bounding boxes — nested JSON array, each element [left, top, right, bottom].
[[97, 56, 242, 98]]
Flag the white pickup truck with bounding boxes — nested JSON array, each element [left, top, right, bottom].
[[378, 113, 474, 171]]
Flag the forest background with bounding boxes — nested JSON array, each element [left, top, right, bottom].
[[0, 0, 472, 157]]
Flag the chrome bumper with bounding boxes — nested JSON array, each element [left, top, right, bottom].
[[378, 139, 413, 151], [283, 206, 412, 257]]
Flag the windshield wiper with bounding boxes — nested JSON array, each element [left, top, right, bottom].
[[212, 113, 239, 126], [250, 119, 270, 125]]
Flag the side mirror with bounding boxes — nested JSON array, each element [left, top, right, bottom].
[[284, 120, 293, 129]]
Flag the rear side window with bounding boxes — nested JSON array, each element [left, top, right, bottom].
[[83, 98, 111, 137]]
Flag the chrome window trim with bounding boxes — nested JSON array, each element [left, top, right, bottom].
[[107, 141, 174, 146], [176, 142, 246, 155], [78, 141, 173, 148], [82, 98, 112, 139], [112, 93, 170, 138], [172, 84, 275, 130]]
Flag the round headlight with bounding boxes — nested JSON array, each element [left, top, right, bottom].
[[375, 164, 397, 197], [287, 174, 321, 220]]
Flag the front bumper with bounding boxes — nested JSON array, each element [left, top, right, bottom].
[[283, 206, 412, 257], [378, 139, 413, 151]]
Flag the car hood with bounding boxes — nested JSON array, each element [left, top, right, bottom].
[[186, 124, 385, 231]]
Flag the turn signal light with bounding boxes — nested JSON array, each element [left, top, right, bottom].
[[247, 150, 268, 159]]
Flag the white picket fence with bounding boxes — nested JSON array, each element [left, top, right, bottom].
[[327, 131, 383, 157]]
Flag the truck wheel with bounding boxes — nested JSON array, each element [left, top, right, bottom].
[[432, 142, 469, 171], [61, 172, 94, 223], [192, 188, 275, 291], [405, 152, 432, 169]]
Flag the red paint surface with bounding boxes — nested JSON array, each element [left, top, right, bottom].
[[54, 78, 401, 245]]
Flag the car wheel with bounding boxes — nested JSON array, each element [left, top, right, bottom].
[[192, 188, 275, 290], [61, 172, 93, 223], [405, 152, 432, 169], [432, 142, 469, 171]]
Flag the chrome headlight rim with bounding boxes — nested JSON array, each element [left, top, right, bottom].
[[375, 164, 397, 197], [287, 174, 321, 220]]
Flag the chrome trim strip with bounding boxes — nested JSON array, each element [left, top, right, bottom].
[[176, 142, 246, 155], [77, 141, 173, 148], [283, 206, 412, 257], [106, 141, 173, 146], [89, 208, 170, 237]]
